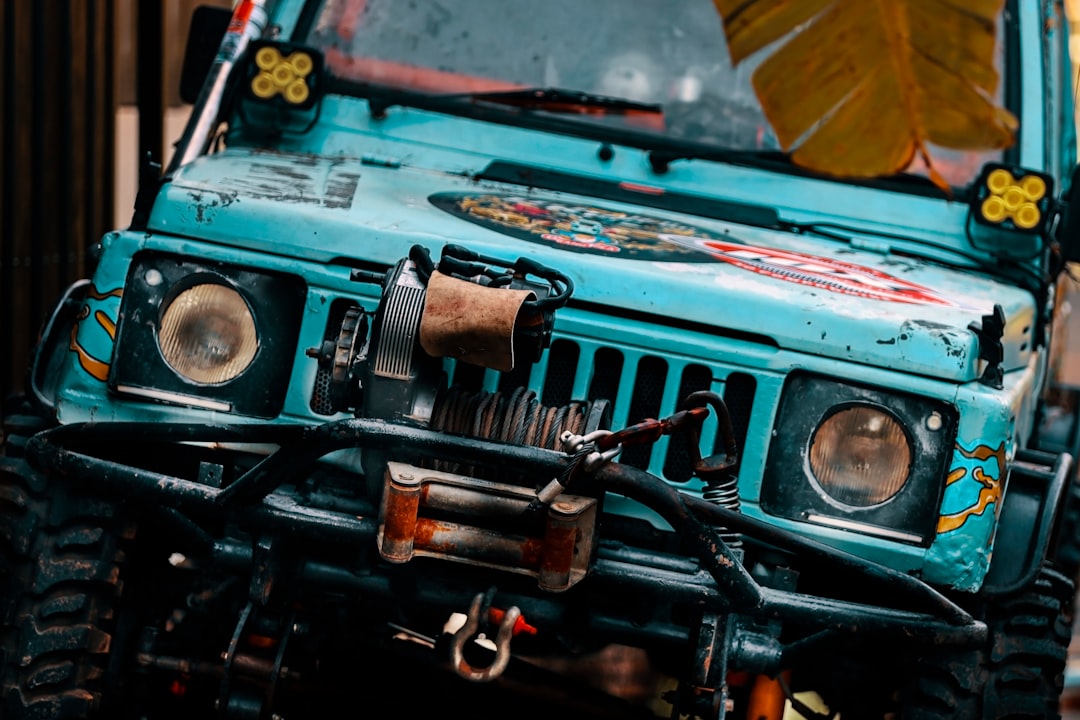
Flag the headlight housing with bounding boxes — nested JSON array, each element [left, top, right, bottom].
[[761, 373, 957, 546], [109, 253, 306, 417]]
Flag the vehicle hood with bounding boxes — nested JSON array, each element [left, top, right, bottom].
[[148, 148, 1036, 383]]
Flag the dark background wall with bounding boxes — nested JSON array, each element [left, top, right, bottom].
[[0, 0, 230, 421], [1, 1, 116, 420]]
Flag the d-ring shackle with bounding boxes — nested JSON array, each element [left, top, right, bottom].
[[449, 593, 522, 682]]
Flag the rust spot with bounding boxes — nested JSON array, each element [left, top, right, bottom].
[[382, 487, 420, 544], [414, 517, 459, 551], [519, 537, 545, 569], [539, 524, 576, 578]]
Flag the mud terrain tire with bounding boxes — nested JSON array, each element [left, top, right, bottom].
[[902, 565, 1073, 720], [0, 452, 130, 720]]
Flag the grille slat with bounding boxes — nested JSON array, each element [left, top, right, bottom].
[[587, 347, 623, 403], [538, 340, 757, 484], [541, 339, 580, 407], [664, 364, 715, 482], [620, 356, 669, 470]]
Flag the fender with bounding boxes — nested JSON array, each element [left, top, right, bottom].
[[28, 279, 93, 414]]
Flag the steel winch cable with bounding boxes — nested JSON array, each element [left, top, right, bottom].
[[428, 385, 595, 476]]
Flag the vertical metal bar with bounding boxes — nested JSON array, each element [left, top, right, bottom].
[[0, 1, 11, 413], [67, 1, 87, 286], [29, 2, 46, 352], [93, 0, 115, 245], [59, 4, 75, 288], [136, 0, 163, 195]]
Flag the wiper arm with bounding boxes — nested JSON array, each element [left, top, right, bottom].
[[445, 87, 663, 115], [646, 147, 790, 174]]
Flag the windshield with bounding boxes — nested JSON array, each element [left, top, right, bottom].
[[304, 0, 1008, 189]]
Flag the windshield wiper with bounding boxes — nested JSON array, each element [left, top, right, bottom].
[[646, 147, 791, 174], [444, 87, 663, 116]]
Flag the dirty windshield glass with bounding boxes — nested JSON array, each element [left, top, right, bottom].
[[305, 0, 1005, 188]]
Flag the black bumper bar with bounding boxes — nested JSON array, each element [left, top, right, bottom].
[[25, 419, 986, 647]]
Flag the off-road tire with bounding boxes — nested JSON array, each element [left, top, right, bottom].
[[0, 450, 131, 719], [901, 565, 1074, 719]]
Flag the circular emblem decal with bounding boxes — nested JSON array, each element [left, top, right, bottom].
[[430, 192, 725, 261]]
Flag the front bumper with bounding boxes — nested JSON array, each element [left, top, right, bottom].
[[23, 417, 986, 656]]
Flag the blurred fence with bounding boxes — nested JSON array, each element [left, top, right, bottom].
[[0, 0, 229, 420], [0, 1, 117, 418]]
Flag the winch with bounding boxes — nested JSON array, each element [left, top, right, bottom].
[[313, 244, 610, 589]]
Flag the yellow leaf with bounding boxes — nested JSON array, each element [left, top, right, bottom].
[[712, 0, 1017, 188]]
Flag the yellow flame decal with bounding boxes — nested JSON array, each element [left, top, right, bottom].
[[68, 286, 122, 382], [944, 467, 966, 486], [94, 310, 117, 339], [87, 287, 123, 301], [936, 442, 1006, 534]]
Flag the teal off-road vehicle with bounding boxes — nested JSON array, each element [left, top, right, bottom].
[[4, 1, 1080, 718]]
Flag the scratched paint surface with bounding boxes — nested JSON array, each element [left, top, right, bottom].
[[184, 150, 361, 227]]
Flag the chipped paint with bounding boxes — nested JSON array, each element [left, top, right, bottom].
[[187, 189, 239, 225], [900, 319, 971, 361]]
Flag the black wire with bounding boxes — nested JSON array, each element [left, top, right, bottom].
[[790, 220, 1046, 290], [408, 244, 435, 281]]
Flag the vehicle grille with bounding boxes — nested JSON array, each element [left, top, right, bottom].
[[464, 337, 755, 485], [312, 319, 757, 485]]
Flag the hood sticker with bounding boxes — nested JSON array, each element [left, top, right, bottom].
[[660, 236, 961, 307], [431, 192, 961, 306], [430, 192, 723, 262]]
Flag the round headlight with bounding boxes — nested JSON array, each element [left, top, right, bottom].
[[808, 405, 912, 507], [159, 283, 258, 384]]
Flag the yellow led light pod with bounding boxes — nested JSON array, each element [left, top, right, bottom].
[[981, 196, 1008, 223], [285, 79, 310, 105], [244, 40, 323, 110], [1014, 203, 1041, 230], [970, 163, 1053, 235], [1021, 175, 1046, 201], [986, 168, 1014, 195]]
